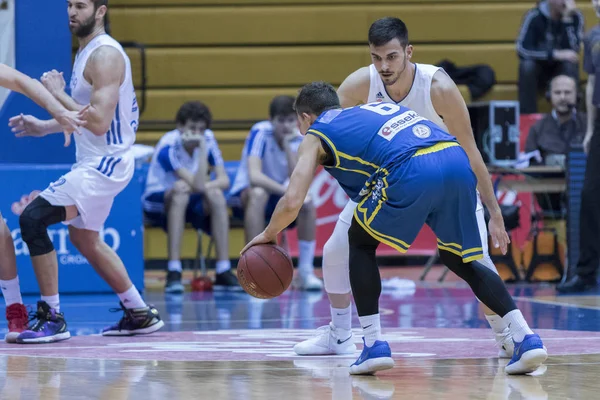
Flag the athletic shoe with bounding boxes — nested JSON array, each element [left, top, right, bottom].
[[164, 270, 184, 294], [293, 323, 356, 355], [16, 301, 70, 344], [505, 334, 548, 375], [349, 338, 394, 375], [5, 303, 28, 343], [496, 327, 515, 358], [102, 302, 164, 336]]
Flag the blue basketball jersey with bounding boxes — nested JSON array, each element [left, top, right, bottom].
[[307, 102, 458, 200]]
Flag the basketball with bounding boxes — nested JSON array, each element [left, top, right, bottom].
[[237, 244, 294, 299]]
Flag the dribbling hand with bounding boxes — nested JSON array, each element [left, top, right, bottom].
[[241, 231, 277, 255]]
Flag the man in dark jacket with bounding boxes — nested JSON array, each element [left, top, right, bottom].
[[517, 0, 584, 114]]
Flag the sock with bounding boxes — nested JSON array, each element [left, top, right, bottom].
[[41, 294, 60, 312], [331, 305, 352, 333], [168, 260, 182, 272], [298, 240, 316, 275], [358, 313, 382, 347], [502, 310, 534, 342], [117, 286, 147, 309], [485, 313, 509, 334], [0, 277, 23, 307], [215, 260, 231, 275]]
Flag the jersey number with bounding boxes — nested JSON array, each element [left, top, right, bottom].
[[360, 102, 400, 116]]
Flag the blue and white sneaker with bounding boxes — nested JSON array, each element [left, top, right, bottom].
[[16, 301, 71, 344], [349, 338, 394, 375], [505, 334, 548, 375]]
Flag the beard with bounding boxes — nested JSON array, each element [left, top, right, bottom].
[[71, 13, 97, 38], [379, 54, 408, 87]]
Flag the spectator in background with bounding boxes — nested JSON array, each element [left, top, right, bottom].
[[525, 75, 586, 161], [557, 0, 600, 293], [525, 74, 586, 247], [228, 96, 322, 291], [142, 102, 240, 293], [517, 0, 584, 114]]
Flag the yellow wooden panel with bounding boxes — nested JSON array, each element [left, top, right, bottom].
[[111, 4, 597, 46], [113, 0, 533, 6]]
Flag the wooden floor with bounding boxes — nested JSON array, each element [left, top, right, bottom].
[[1, 355, 598, 399]]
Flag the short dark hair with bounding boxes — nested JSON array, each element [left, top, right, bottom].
[[294, 81, 340, 116], [269, 95, 296, 119], [368, 17, 409, 48], [93, 0, 108, 9], [175, 101, 212, 128]]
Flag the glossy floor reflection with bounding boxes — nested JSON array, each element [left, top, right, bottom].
[[1, 281, 600, 399], [1, 355, 599, 399]]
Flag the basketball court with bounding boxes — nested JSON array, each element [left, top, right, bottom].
[[2, 267, 600, 399]]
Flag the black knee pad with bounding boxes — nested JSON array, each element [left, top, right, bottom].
[[19, 196, 66, 256]]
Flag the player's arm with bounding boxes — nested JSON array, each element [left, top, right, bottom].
[[337, 67, 370, 108], [584, 74, 596, 154], [248, 156, 287, 195], [242, 135, 323, 253], [46, 46, 124, 136], [205, 140, 230, 191], [430, 70, 509, 253]]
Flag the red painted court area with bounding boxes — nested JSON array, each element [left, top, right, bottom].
[[1, 328, 599, 362]]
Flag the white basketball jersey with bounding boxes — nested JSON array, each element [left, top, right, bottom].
[[70, 34, 139, 162], [367, 63, 447, 131]]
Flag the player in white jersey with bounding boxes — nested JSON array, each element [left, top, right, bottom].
[[1, 64, 86, 342], [7, 0, 163, 343], [143, 101, 240, 293], [294, 17, 518, 359], [229, 95, 322, 290]]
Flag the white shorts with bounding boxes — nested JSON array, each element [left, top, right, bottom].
[[339, 192, 491, 258], [41, 153, 134, 231]]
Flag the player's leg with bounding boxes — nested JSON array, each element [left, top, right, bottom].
[[241, 187, 269, 243], [201, 187, 240, 289], [0, 213, 27, 343], [431, 146, 546, 374], [291, 198, 322, 290], [293, 200, 355, 355], [164, 182, 190, 293], [474, 199, 514, 358], [347, 217, 394, 375], [68, 226, 164, 336], [16, 195, 77, 343]]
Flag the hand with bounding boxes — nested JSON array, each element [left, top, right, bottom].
[[40, 70, 66, 95], [563, 0, 577, 17], [488, 215, 510, 255], [553, 49, 579, 63], [54, 105, 89, 147], [172, 180, 192, 194], [240, 230, 277, 255], [583, 131, 593, 154], [9, 114, 49, 138]]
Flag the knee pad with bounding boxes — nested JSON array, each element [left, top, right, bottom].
[[19, 196, 66, 256], [322, 215, 351, 294]]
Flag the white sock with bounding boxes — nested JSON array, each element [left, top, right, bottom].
[[0, 277, 23, 307], [502, 310, 534, 342], [117, 286, 147, 309], [298, 240, 316, 275], [215, 260, 231, 275], [331, 305, 352, 332], [41, 294, 60, 312], [358, 313, 382, 347], [168, 260, 182, 272], [485, 314, 509, 334]]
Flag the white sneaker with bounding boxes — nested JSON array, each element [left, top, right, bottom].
[[292, 272, 323, 291], [496, 327, 514, 358], [293, 323, 356, 355]]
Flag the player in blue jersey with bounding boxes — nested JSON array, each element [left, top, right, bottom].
[[243, 82, 547, 376]]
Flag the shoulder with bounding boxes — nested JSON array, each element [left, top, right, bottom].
[[338, 67, 371, 104], [249, 120, 273, 137]]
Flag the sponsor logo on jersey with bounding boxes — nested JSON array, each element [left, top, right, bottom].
[[412, 124, 432, 139], [377, 111, 425, 141], [376, 92, 385, 102]]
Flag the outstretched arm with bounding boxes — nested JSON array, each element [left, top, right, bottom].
[[241, 134, 322, 253]]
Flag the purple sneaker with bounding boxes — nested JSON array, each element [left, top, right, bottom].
[[102, 302, 164, 336], [16, 301, 71, 344]]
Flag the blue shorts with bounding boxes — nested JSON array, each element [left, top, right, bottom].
[[229, 190, 297, 229], [143, 191, 211, 234], [354, 143, 483, 263]]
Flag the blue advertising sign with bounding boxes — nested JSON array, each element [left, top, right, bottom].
[[0, 164, 144, 294]]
